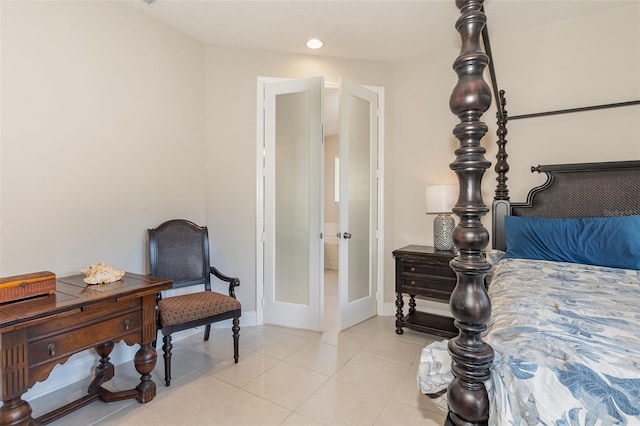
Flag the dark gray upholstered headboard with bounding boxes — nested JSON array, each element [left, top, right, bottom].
[[492, 160, 640, 251]]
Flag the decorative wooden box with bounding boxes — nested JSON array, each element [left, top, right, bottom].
[[0, 271, 56, 303]]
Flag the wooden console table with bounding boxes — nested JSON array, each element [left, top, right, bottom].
[[0, 273, 172, 426]]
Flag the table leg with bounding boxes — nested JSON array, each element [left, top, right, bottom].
[[88, 341, 115, 395], [1, 330, 32, 426], [134, 343, 157, 403], [0, 397, 31, 426], [74, 341, 156, 408]]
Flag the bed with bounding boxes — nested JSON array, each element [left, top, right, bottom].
[[420, 224, 640, 424], [422, 2, 640, 425]]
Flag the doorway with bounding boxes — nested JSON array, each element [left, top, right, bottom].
[[256, 76, 384, 331]]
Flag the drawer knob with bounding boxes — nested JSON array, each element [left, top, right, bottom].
[[123, 319, 130, 331], [410, 280, 416, 285], [410, 267, 416, 272], [48, 343, 56, 357]]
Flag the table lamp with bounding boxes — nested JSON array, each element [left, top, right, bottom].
[[425, 184, 458, 251]]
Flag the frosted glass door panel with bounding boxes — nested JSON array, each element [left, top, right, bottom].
[[275, 92, 310, 305], [347, 94, 371, 302]]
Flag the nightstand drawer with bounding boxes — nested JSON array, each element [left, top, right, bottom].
[[400, 277, 454, 302], [399, 261, 455, 279]]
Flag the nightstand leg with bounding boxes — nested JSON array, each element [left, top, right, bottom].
[[395, 292, 404, 334], [409, 295, 416, 315]]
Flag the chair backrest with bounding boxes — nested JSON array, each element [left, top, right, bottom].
[[148, 219, 211, 290]]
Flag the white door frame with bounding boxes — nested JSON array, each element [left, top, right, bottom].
[[256, 76, 385, 327]]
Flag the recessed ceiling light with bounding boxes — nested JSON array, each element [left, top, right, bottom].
[[306, 39, 324, 50]]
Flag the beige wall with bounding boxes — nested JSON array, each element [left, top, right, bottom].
[[0, 1, 207, 278], [203, 45, 394, 310], [393, 3, 640, 253], [392, 47, 460, 249], [0, 0, 207, 399], [489, 4, 640, 201]]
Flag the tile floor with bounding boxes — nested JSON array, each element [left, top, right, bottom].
[[29, 270, 448, 425]]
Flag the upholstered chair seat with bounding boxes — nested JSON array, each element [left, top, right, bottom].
[[158, 292, 242, 326]]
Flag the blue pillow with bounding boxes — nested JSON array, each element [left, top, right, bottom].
[[504, 215, 640, 270]]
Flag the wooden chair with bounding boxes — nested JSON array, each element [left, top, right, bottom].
[[148, 219, 241, 386]]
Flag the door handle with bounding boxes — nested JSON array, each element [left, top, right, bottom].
[[343, 232, 352, 239]]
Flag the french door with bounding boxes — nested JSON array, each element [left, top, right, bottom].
[[337, 79, 379, 330], [262, 77, 324, 331], [260, 77, 381, 331]]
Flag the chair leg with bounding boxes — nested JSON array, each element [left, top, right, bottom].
[[162, 334, 173, 386], [204, 323, 211, 341], [232, 317, 240, 363]]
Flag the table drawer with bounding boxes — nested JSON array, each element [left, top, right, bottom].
[[29, 311, 141, 367], [23, 298, 141, 336]]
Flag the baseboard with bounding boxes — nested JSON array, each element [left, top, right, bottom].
[[23, 310, 259, 401]]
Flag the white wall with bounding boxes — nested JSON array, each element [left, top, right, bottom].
[[393, 3, 640, 254], [203, 45, 394, 310], [1, 0, 206, 400]]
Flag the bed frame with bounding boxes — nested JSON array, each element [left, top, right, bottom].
[[446, 1, 640, 424]]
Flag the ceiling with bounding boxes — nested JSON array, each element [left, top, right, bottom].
[[126, 0, 634, 63]]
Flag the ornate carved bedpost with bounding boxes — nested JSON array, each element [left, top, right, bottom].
[[447, 1, 494, 425], [495, 90, 509, 201]]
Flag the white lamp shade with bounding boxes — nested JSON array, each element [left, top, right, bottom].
[[425, 184, 458, 214]]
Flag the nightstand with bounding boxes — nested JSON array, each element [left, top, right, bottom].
[[392, 245, 458, 338]]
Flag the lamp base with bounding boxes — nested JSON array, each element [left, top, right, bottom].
[[433, 214, 455, 251]]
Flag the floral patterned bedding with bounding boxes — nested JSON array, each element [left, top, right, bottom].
[[418, 258, 640, 425]]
